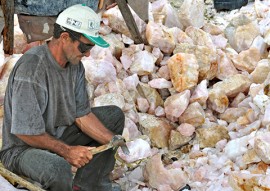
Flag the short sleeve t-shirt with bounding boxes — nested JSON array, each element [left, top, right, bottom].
[[0, 44, 91, 168]]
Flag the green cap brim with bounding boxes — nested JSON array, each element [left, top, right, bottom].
[[83, 34, 110, 48]]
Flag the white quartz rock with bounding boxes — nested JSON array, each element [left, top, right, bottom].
[[224, 14, 260, 53], [123, 74, 140, 91], [148, 78, 172, 89], [93, 93, 125, 110], [216, 49, 239, 80], [251, 35, 267, 56], [162, 3, 183, 29], [130, 50, 157, 76], [83, 58, 117, 86], [210, 34, 228, 49], [122, 34, 134, 45], [224, 132, 256, 160], [230, 92, 246, 107], [262, 104, 270, 126], [212, 74, 252, 97], [118, 138, 155, 163], [0, 175, 27, 191], [254, 132, 270, 164], [231, 47, 261, 73], [254, 0, 270, 18], [185, 26, 215, 49], [122, 117, 142, 141], [238, 120, 261, 137], [172, 28, 193, 44], [190, 79, 209, 108], [152, 47, 164, 65], [202, 23, 223, 35], [253, 94, 270, 114], [102, 5, 146, 38], [137, 97, 150, 113], [177, 0, 205, 29], [146, 21, 176, 54], [154, 106, 165, 117], [250, 59, 270, 84]]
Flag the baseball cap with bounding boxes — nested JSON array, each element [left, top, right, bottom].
[[56, 4, 109, 48]]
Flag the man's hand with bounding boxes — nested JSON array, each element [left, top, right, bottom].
[[64, 146, 94, 168]]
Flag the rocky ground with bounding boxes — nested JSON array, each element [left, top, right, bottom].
[[1, 0, 270, 190]]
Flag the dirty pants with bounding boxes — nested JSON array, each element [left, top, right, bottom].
[[12, 105, 125, 191]]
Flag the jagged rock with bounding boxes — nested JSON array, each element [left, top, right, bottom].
[[207, 89, 229, 113], [232, 47, 261, 73], [167, 52, 199, 92], [196, 125, 229, 148], [179, 102, 205, 128], [168, 129, 194, 150], [250, 59, 270, 84], [137, 82, 164, 113], [144, 154, 187, 190], [164, 90, 190, 122], [212, 74, 252, 97], [254, 132, 270, 164], [93, 93, 125, 109], [171, 0, 205, 29], [130, 50, 157, 76], [174, 43, 217, 81], [138, 113, 174, 148], [146, 21, 176, 54], [229, 172, 270, 191]]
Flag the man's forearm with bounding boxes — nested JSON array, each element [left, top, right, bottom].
[[16, 133, 94, 168], [16, 133, 70, 158], [75, 112, 114, 144]]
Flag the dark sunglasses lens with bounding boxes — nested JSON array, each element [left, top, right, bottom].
[[78, 43, 94, 53]]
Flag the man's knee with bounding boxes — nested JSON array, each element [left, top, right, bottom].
[[110, 105, 125, 134], [45, 158, 73, 187]]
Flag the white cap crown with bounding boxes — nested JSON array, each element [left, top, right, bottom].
[[56, 4, 109, 47]]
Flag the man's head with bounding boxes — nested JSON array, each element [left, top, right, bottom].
[[55, 4, 109, 48]]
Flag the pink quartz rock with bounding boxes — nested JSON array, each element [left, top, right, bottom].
[[177, 123, 195, 137], [164, 90, 190, 121], [148, 78, 172, 89]]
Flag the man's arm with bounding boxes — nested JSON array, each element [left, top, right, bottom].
[[75, 112, 114, 144], [16, 133, 92, 168]]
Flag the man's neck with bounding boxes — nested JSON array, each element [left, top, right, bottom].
[[47, 39, 68, 68]]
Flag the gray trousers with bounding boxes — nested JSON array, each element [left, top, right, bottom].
[[12, 105, 125, 191]]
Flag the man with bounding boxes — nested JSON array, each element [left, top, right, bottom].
[[0, 4, 125, 191]]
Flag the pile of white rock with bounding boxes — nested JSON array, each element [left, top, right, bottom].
[[1, 0, 270, 190]]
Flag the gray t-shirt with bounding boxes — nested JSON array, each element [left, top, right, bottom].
[[0, 44, 91, 169]]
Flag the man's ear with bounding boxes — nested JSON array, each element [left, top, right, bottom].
[[60, 32, 70, 43]]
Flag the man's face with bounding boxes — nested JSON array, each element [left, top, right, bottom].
[[66, 33, 94, 65]]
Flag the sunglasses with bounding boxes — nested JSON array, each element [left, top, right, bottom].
[[68, 31, 95, 54]]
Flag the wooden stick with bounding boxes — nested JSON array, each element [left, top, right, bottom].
[[91, 143, 113, 155], [115, 0, 144, 44], [0, 164, 45, 191], [1, 0, 14, 54], [98, 0, 105, 9]]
